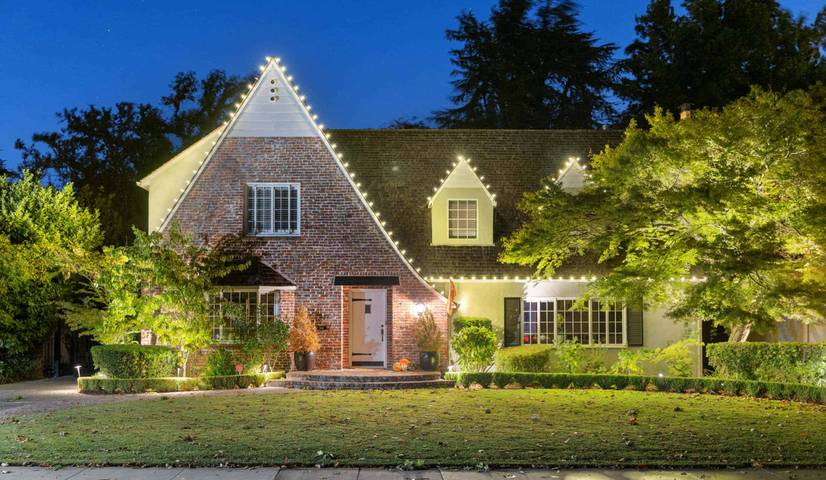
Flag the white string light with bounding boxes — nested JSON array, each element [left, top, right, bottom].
[[426, 155, 497, 207], [155, 55, 445, 302]]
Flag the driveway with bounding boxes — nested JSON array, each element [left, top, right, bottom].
[[0, 376, 292, 418]]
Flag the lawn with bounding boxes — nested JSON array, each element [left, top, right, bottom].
[[1, 388, 825, 468]]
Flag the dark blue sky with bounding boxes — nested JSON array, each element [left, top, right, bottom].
[[0, 0, 820, 168]]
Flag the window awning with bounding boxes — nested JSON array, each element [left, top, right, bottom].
[[215, 257, 295, 288]]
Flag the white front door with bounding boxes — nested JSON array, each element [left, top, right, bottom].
[[349, 289, 387, 368]]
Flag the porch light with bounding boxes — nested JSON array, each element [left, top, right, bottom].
[[414, 303, 427, 315]]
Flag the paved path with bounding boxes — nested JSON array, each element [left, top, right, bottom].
[[0, 467, 822, 480], [0, 377, 293, 418]]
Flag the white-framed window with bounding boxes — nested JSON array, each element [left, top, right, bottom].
[[209, 288, 282, 341], [448, 199, 478, 239], [522, 297, 626, 346], [246, 183, 300, 236]]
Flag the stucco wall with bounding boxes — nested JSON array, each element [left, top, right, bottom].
[[430, 187, 495, 246]]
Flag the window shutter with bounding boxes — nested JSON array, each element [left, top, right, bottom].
[[504, 297, 522, 347], [626, 300, 644, 346]]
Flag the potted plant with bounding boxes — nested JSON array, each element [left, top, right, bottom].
[[414, 308, 443, 371], [289, 306, 320, 371]]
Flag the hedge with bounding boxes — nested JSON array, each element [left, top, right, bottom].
[[495, 345, 557, 372], [453, 316, 493, 332], [444, 371, 826, 404], [706, 342, 826, 385], [78, 371, 285, 394], [91, 344, 180, 378]]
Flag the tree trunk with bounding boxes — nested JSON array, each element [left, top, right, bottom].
[[729, 323, 752, 342]]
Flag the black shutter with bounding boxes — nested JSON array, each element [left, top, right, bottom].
[[504, 297, 522, 347], [626, 299, 644, 346]]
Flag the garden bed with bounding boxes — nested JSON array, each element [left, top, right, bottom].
[[77, 372, 284, 394], [444, 371, 826, 403]]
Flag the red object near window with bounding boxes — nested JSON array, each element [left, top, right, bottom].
[[235, 363, 244, 374]]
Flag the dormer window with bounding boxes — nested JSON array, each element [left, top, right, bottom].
[[429, 156, 495, 246], [246, 183, 300, 236], [448, 200, 478, 239]]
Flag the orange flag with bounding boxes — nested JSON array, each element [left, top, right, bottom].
[[447, 279, 457, 317]]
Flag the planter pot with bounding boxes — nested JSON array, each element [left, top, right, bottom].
[[293, 352, 316, 371], [419, 351, 440, 371]]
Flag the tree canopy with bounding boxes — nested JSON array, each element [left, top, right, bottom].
[[15, 70, 252, 245], [501, 88, 826, 333], [434, 0, 618, 129], [0, 171, 102, 382], [619, 0, 826, 123]]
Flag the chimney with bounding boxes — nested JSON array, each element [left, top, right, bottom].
[[679, 103, 692, 120]]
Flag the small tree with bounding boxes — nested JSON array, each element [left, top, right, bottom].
[[502, 88, 826, 336], [66, 223, 244, 375], [414, 309, 443, 352], [289, 306, 320, 353]]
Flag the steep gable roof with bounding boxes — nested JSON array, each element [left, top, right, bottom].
[[330, 129, 624, 278], [428, 156, 497, 207]]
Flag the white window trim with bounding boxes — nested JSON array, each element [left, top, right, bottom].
[[447, 198, 479, 240], [247, 182, 301, 237], [521, 296, 627, 348]]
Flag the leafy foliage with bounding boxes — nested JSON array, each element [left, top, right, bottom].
[[453, 316, 494, 332], [610, 339, 700, 377], [451, 324, 498, 372], [289, 306, 320, 353], [65, 224, 244, 374], [220, 302, 290, 372], [414, 309, 443, 352], [619, 0, 826, 123], [15, 70, 252, 244], [203, 348, 238, 377], [707, 342, 826, 386], [90, 344, 179, 378], [0, 171, 101, 383], [502, 88, 826, 332], [435, 0, 617, 128]]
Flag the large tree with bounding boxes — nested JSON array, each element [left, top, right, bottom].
[[620, 0, 826, 123], [501, 88, 826, 335], [15, 70, 251, 245], [0, 172, 102, 382], [434, 0, 618, 129]]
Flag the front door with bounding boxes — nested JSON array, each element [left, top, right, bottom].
[[349, 289, 387, 368]]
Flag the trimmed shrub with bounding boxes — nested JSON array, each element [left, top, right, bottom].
[[91, 344, 179, 378], [78, 371, 286, 394], [706, 342, 826, 385], [494, 342, 609, 373], [495, 345, 556, 372], [443, 371, 826, 404], [453, 316, 493, 332]]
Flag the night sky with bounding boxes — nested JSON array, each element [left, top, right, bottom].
[[0, 0, 820, 169]]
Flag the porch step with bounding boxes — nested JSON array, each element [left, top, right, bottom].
[[268, 369, 453, 390], [285, 371, 442, 383], [270, 378, 455, 390]]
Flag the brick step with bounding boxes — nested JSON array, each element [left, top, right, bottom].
[[269, 379, 455, 390], [285, 372, 442, 383]]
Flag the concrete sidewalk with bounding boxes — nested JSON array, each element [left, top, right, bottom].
[[0, 467, 822, 480]]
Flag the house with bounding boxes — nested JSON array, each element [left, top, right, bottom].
[[138, 57, 700, 371]]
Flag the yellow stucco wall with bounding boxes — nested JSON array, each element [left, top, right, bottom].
[[430, 187, 494, 246]]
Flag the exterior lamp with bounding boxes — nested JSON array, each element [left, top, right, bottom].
[[413, 303, 427, 315], [74, 365, 82, 377]]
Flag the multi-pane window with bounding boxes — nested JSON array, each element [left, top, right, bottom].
[[246, 183, 300, 236], [209, 289, 282, 341], [521, 298, 626, 346], [448, 200, 477, 239]]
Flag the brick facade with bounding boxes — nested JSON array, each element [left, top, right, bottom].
[[167, 136, 447, 369]]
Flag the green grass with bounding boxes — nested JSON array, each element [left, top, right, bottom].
[[1, 389, 825, 468]]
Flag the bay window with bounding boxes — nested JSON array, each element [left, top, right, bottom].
[[209, 288, 282, 341]]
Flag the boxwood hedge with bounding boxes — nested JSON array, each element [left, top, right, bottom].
[[78, 371, 285, 394], [444, 371, 826, 404], [91, 344, 180, 378]]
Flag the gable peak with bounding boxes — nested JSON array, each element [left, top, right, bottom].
[[427, 155, 497, 207]]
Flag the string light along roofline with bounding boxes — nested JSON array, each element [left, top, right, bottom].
[[426, 155, 497, 207], [157, 55, 447, 303]]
